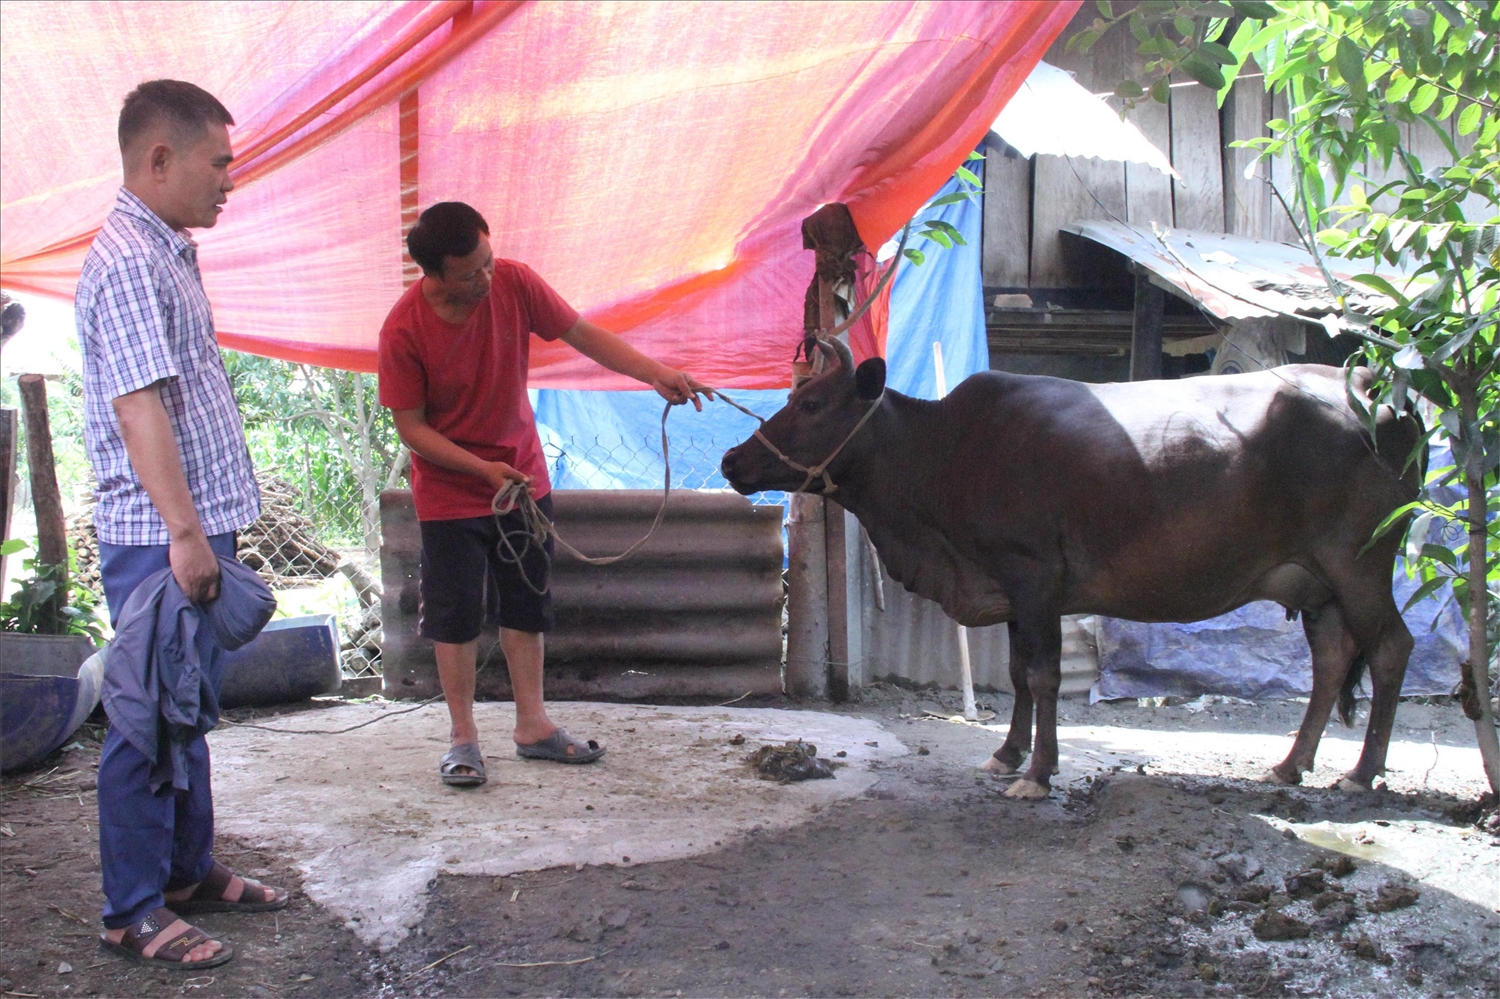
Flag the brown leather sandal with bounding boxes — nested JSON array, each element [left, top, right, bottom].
[[99, 906, 234, 970], [171, 860, 290, 915]]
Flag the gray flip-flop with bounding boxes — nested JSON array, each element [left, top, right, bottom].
[[515, 728, 605, 764], [440, 743, 487, 786]]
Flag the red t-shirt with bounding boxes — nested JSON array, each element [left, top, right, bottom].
[[377, 260, 579, 521]]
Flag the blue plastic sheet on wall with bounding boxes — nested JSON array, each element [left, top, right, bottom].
[[883, 167, 989, 399], [530, 387, 788, 492]]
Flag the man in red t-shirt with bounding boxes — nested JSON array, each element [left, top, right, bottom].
[[378, 201, 709, 786]]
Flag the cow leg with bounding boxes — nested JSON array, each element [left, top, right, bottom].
[[981, 625, 1033, 775], [1336, 591, 1414, 791], [1267, 602, 1360, 785], [1004, 613, 1063, 800]]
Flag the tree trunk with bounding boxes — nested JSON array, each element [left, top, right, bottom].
[[17, 374, 68, 627], [1459, 378, 1500, 797]]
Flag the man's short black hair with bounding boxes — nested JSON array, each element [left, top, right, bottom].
[[118, 80, 234, 153], [408, 202, 490, 277]]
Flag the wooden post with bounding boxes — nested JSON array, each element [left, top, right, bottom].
[[785, 491, 829, 698], [822, 283, 851, 702], [17, 375, 68, 618], [1129, 271, 1164, 381], [0, 408, 16, 585]]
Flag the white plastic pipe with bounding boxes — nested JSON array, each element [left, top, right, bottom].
[[933, 341, 978, 721]]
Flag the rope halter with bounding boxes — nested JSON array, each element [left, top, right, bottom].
[[751, 392, 882, 495]]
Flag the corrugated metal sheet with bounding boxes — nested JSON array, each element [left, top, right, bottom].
[[1064, 220, 1417, 327], [379, 489, 784, 700], [853, 540, 1098, 697], [990, 61, 1178, 178]]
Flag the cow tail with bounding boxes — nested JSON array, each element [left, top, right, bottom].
[[1338, 654, 1368, 727]]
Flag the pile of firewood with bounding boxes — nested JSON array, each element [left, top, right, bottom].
[[67, 507, 103, 597], [66, 473, 344, 590], [236, 475, 342, 587]]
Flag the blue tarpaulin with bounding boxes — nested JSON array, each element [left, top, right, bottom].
[[530, 387, 787, 493], [883, 168, 990, 399]]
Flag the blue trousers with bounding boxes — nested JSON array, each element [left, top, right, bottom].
[[96, 532, 237, 929]]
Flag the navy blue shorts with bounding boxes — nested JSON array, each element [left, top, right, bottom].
[[417, 494, 554, 643]]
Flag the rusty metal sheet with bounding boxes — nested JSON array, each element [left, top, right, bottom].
[[379, 489, 784, 701], [854, 548, 1097, 697], [1064, 220, 1418, 328]]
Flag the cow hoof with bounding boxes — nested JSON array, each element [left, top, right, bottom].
[[1003, 778, 1050, 800], [1336, 775, 1372, 793], [1262, 767, 1302, 786], [980, 756, 1017, 775]]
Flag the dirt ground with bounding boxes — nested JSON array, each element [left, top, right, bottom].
[[3, 689, 1497, 999]]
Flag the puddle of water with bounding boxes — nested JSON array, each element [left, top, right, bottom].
[[1255, 814, 1500, 911]]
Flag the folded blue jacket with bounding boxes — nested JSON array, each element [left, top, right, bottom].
[[102, 556, 276, 792]]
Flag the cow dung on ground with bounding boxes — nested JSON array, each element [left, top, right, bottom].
[[1, 689, 1494, 998]]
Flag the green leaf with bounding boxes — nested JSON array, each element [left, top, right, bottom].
[[1180, 53, 1225, 90], [1371, 500, 1427, 542], [920, 228, 954, 249], [1437, 93, 1458, 120], [1095, 0, 1114, 16], [966, 150, 985, 162], [1384, 73, 1416, 104], [1409, 83, 1439, 114], [1337, 36, 1367, 99], [1228, 0, 1276, 18], [1420, 542, 1460, 569], [954, 166, 981, 187], [0, 538, 26, 557], [1114, 79, 1146, 99], [927, 192, 975, 208], [1401, 574, 1452, 614], [902, 248, 925, 266], [1150, 77, 1171, 105], [1402, 9, 1434, 30], [1198, 40, 1236, 66], [1396, 32, 1420, 78], [1350, 273, 1411, 305], [1431, 0, 1466, 30], [1457, 101, 1482, 135]]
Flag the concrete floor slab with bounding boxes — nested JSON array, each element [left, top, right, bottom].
[[207, 701, 905, 949]]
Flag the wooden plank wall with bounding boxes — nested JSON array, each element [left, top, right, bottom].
[[1170, 76, 1224, 232], [981, 144, 1031, 287], [982, 12, 1353, 293], [1026, 26, 1128, 288]]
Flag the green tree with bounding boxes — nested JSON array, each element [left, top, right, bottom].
[[1076, 0, 1500, 795], [225, 353, 406, 561]]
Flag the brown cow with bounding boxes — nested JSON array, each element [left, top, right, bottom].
[[721, 337, 1421, 799]]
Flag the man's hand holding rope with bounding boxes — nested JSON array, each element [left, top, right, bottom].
[[650, 364, 715, 412]]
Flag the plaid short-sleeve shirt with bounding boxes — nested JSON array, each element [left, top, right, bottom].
[[75, 188, 260, 546]]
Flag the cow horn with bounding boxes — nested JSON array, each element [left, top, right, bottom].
[[814, 335, 854, 373]]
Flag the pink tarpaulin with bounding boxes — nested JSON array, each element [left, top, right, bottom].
[[1, 1, 1076, 387]]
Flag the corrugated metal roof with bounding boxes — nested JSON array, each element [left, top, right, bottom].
[[1064, 220, 1417, 330], [990, 62, 1178, 179]]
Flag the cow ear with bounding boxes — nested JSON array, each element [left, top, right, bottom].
[[855, 357, 886, 400]]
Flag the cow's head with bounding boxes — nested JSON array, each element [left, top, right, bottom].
[[721, 336, 886, 495]]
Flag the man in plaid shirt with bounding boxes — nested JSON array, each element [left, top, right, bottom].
[[75, 80, 286, 971]]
